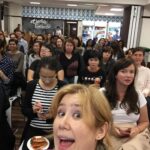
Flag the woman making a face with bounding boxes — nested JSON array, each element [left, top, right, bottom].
[[51, 84, 112, 150]]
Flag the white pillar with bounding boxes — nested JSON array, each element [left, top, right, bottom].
[[127, 6, 143, 48]]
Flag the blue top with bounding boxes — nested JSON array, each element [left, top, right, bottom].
[[0, 55, 15, 83]]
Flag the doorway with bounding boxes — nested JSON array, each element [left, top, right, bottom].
[[64, 20, 78, 38]]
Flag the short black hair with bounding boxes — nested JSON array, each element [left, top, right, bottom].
[[87, 50, 100, 60], [39, 56, 59, 72], [132, 47, 144, 55]]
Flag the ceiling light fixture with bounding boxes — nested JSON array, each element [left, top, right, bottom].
[[84, 4, 94, 6], [105, 13, 115, 16], [110, 8, 123, 11], [30, 2, 40, 5], [67, 4, 78, 7]]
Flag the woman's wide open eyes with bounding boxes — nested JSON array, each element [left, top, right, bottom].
[[57, 110, 65, 117], [57, 109, 81, 119], [73, 111, 81, 119]]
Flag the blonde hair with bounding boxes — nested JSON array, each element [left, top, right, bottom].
[[51, 84, 112, 150]]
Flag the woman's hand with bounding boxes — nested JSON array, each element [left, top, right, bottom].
[[129, 127, 140, 138], [33, 101, 43, 113], [112, 127, 131, 137], [37, 112, 47, 120]]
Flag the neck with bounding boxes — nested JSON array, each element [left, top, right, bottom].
[[88, 66, 99, 72], [136, 64, 141, 68], [116, 82, 127, 101], [39, 78, 57, 90], [10, 49, 18, 53], [65, 53, 72, 58], [103, 58, 109, 63]]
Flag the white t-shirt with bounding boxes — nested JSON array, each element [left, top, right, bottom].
[[100, 88, 147, 124]]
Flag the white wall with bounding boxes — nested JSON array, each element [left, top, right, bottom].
[[8, 3, 22, 33], [139, 5, 150, 48]]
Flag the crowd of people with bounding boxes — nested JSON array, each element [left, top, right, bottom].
[[0, 29, 150, 150]]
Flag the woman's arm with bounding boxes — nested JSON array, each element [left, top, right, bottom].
[[16, 53, 24, 73], [130, 105, 149, 137], [21, 81, 37, 119], [27, 69, 34, 81], [0, 70, 10, 82], [57, 69, 64, 81]]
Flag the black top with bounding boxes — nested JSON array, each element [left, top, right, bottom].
[[100, 59, 115, 77], [78, 67, 105, 87], [59, 52, 83, 79]]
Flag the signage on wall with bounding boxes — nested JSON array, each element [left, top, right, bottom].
[[30, 19, 51, 29], [22, 17, 64, 34]]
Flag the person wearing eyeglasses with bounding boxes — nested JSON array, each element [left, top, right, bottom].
[[21, 56, 65, 150]]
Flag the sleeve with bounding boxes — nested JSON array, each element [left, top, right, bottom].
[[29, 60, 39, 71], [142, 68, 150, 97], [138, 91, 147, 108], [7, 60, 15, 81], [16, 52, 24, 73], [21, 80, 37, 119]]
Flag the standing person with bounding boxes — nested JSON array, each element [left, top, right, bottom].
[[15, 30, 28, 54], [59, 39, 83, 83], [78, 50, 105, 87], [21, 57, 65, 150], [51, 84, 112, 150], [103, 58, 149, 149]]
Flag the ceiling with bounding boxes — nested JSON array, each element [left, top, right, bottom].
[[2, 0, 150, 16]]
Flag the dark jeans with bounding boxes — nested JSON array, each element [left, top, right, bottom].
[[0, 119, 15, 150]]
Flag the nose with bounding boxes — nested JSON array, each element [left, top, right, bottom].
[[126, 72, 133, 77], [59, 115, 70, 130]]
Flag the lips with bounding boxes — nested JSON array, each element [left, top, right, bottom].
[[124, 79, 132, 84], [58, 136, 75, 150]]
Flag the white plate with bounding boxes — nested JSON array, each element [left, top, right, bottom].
[[27, 136, 50, 150]]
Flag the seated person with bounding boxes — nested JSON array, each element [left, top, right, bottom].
[[78, 50, 105, 87], [51, 84, 112, 150], [102, 58, 149, 150], [28, 43, 64, 81], [100, 46, 115, 78], [131, 47, 150, 98], [6, 39, 26, 96], [132, 47, 150, 119], [0, 39, 15, 96], [21, 56, 65, 150]]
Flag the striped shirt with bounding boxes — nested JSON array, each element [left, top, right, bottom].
[[30, 83, 58, 130]]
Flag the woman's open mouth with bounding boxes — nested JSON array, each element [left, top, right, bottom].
[[58, 136, 75, 150]]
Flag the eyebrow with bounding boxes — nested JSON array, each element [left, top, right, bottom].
[[58, 103, 81, 107]]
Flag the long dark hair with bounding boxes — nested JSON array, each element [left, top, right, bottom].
[[105, 58, 139, 114]]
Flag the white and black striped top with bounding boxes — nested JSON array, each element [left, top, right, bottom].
[[30, 83, 58, 130]]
